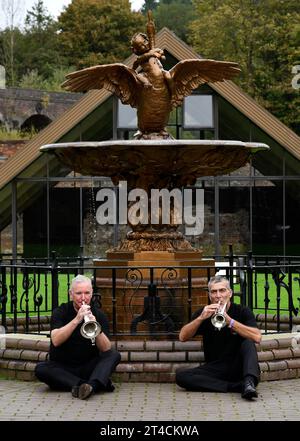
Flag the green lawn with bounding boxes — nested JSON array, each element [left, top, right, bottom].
[[233, 272, 300, 315], [1, 272, 93, 316], [1, 270, 299, 318]]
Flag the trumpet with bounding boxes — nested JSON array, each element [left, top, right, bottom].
[[211, 301, 227, 331], [80, 301, 102, 345]]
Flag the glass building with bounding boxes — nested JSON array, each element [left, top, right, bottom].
[[0, 29, 299, 259]]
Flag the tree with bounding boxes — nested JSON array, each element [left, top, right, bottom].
[[188, 0, 300, 134], [0, 26, 24, 86], [19, 69, 48, 89], [152, 0, 194, 42], [57, 0, 145, 68], [0, 0, 23, 86], [19, 66, 75, 91], [0, 0, 68, 86], [18, 1, 67, 81], [25, 0, 53, 31], [141, 0, 159, 15]]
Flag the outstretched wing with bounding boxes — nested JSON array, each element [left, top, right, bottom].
[[169, 59, 240, 108], [62, 63, 141, 108]]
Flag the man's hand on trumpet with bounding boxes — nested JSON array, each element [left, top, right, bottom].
[[199, 302, 226, 321], [76, 301, 95, 324]]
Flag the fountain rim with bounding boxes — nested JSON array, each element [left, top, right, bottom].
[[40, 139, 270, 153]]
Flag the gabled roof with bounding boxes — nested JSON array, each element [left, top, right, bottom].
[[0, 27, 299, 190]]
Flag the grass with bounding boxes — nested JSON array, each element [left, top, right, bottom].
[[0, 128, 35, 141], [2, 272, 93, 316], [233, 273, 300, 315], [1, 271, 299, 319]]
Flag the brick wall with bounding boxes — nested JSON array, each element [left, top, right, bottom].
[[1, 335, 300, 383], [0, 140, 27, 163]]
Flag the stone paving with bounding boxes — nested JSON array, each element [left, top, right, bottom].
[[0, 378, 300, 421]]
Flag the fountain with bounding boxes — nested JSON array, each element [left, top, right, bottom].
[[40, 12, 269, 335]]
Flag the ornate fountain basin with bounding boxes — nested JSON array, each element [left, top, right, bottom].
[[40, 139, 269, 188], [41, 139, 269, 252]]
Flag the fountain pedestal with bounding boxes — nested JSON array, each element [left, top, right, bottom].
[[94, 250, 214, 337]]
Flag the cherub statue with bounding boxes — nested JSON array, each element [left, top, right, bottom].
[[62, 11, 240, 139]]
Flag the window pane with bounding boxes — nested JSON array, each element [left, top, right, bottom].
[[189, 186, 215, 255], [117, 101, 137, 129], [22, 181, 48, 258], [252, 180, 283, 255], [49, 182, 81, 257], [284, 152, 300, 177], [183, 95, 214, 129], [285, 181, 300, 254], [219, 181, 250, 254], [251, 138, 283, 177]]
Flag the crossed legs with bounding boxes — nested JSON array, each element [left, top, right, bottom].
[[35, 349, 121, 394], [176, 339, 260, 395]]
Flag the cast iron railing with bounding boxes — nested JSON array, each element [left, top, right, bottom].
[[1, 252, 300, 336]]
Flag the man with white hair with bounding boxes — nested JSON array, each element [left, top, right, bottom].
[[35, 275, 121, 400]]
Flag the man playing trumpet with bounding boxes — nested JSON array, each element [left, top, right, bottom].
[[35, 275, 121, 400], [176, 275, 261, 400]]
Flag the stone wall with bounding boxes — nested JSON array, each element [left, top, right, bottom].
[[1, 334, 300, 383], [0, 87, 81, 130]]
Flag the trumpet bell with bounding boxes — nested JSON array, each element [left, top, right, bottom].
[[80, 320, 102, 344], [211, 301, 227, 331], [211, 313, 226, 330]]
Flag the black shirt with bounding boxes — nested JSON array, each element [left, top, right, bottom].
[[193, 302, 258, 363], [49, 301, 110, 366]]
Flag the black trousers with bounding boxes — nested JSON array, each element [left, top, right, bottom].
[[176, 339, 260, 393], [35, 349, 121, 392]]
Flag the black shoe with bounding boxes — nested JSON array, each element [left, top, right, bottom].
[[72, 383, 94, 400], [71, 385, 79, 398], [105, 379, 115, 392], [241, 378, 258, 400], [228, 381, 243, 393]]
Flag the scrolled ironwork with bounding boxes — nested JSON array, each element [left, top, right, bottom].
[[159, 267, 178, 322], [9, 284, 17, 311], [34, 294, 43, 309], [263, 276, 270, 309], [20, 272, 34, 313], [130, 282, 175, 333], [135, 267, 178, 327], [0, 280, 8, 313], [32, 271, 42, 311], [125, 268, 143, 286], [160, 267, 178, 285], [125, 268, 143, 318], [272, 268, 298, 316], [293, 273, 300, 311]]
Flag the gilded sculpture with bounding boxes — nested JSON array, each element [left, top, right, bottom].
[[62, 11, 240, 139]]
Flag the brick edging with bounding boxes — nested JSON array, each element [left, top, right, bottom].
[[1, 335, 300, 382]]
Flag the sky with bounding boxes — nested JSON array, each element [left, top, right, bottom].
[[0, 0, 144, 29]]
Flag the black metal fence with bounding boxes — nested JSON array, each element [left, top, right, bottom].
[[1, 251, 300, 337]]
